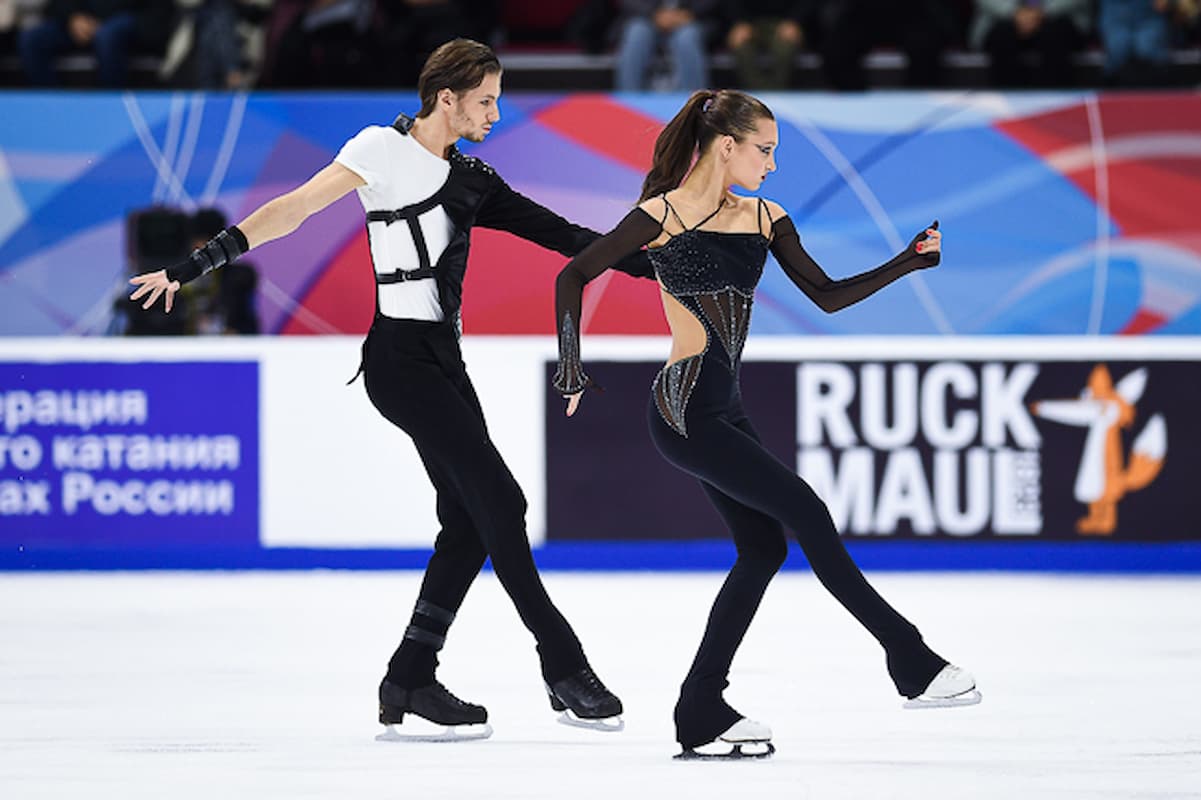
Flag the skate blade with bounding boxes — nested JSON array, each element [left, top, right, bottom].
[[555, 710, 625, 733], [674, 742, 775, 761], [375, 721, 493, 743], [903, 688, 982, 710]]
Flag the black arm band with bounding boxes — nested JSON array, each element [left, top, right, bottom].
[[166, 225, 249, 285]]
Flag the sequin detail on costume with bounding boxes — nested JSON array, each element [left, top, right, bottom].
[[645, 230, 768, 435], [654, 354, 704, 437], [695, 288, 754, 367], [449, 149, 496, 176], [554, 311, 586, 394]]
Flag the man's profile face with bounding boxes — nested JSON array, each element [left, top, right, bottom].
[[450, 71, 502, 143]]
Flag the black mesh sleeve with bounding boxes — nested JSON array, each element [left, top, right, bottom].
[[769, 216, 939, 313], [553, 208, 662, 395], [474, 173, 656, 279]]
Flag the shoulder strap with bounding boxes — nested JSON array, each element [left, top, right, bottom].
[[756, 197, 770, 238], [657, 193, 678, 239], [692, 200, 725, 231], [662, 195, 689, 233], [391, 113, 415, 135]]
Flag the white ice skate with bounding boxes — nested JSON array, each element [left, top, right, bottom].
[[375, 717, 494, 743], [674, 718, 775, 761], [903, 664, 982, 709]]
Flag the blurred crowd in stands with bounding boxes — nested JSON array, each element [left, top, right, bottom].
[[1, 0, 1198, 92]]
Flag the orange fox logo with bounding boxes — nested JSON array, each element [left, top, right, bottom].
[[1030, 365, 1166, 535]]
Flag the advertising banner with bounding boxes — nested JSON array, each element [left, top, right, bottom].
[[0, 362, 259, 549], [546, 358, 1195, 542]]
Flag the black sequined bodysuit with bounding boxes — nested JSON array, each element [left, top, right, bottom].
[[647, 218, 768, 437], [553, 194, 953, 751]]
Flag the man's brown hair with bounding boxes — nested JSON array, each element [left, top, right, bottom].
[[416, 39, 502, 118]]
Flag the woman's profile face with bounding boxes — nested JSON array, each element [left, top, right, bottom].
[[726, 117, 778, 192]]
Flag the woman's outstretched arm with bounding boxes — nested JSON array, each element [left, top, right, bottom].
[[768, 204, 941, 314]]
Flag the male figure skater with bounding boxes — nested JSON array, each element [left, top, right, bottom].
[[131, 38, 639, 742]]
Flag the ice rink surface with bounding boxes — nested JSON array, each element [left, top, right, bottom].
[[2, 570, 1198, 800]]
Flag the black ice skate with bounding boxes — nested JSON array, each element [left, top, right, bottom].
[[375, 679, 493, 742], [546, 667, 624, 732], [674, 718, 775, 761]]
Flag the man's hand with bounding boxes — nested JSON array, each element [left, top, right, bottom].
[[128, 270, 181, 313]]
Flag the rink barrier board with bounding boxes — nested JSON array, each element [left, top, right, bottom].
[[3, 542, 1201, 573], [3, 336, 1201, 571]]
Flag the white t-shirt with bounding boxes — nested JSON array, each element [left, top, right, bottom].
[[335, 125, 453, 321]]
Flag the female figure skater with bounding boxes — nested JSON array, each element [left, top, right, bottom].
[[552, 89, 980, 760]]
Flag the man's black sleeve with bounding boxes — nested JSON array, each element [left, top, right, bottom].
[[475, 173, 655, 279]]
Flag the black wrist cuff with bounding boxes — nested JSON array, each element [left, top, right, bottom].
[[165, 225, 248, 285], [227, 224, 249, 253]]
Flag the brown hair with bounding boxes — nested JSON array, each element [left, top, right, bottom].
[[416, 39, 502, 119], [639, 89, 774, 202]]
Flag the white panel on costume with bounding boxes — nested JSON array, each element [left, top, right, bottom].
[[334, 124, 454, 322], [377, 279, 444, 320]]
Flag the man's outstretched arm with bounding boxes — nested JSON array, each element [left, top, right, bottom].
[[130, 162, 365, 312]]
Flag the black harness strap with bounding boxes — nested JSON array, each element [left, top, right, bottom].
[[361, 114, 446, 284]]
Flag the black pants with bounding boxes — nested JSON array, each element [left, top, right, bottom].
[[363, 316, 588, 688], [648, 350, 946, 749]]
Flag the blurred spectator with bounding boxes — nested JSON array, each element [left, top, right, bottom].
[[261, 0, 379, 88], [722, 0, 813, 90], [19, 0, 169, 87], [1098, 0, 1201, 85], [1177, 0, 1201, 42], [375, 0, 496, 87], [565, 0, 614, 54], [159, 0, 271, 89], [0, 1, 19, 57], [819, 0, 958, 91], [614, 0, 718, 92], [189, 207, 260, 335], [261, 0, 490, 88], [970, 0, 1092, 88]]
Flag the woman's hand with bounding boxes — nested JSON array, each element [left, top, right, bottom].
[[565, 392, 583, 417], [915, 225, 941, 256], [128, 270, 181, 312]]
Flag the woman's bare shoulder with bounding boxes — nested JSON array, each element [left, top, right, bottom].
[[638, 195, 668, 222], [759, 198, 789, 223]]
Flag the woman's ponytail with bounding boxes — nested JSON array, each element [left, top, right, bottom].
[[638, 90, 716, 202]]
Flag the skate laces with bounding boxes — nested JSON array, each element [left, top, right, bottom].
[[579, 669, 609, 697], [429, 681, 475, 709]]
